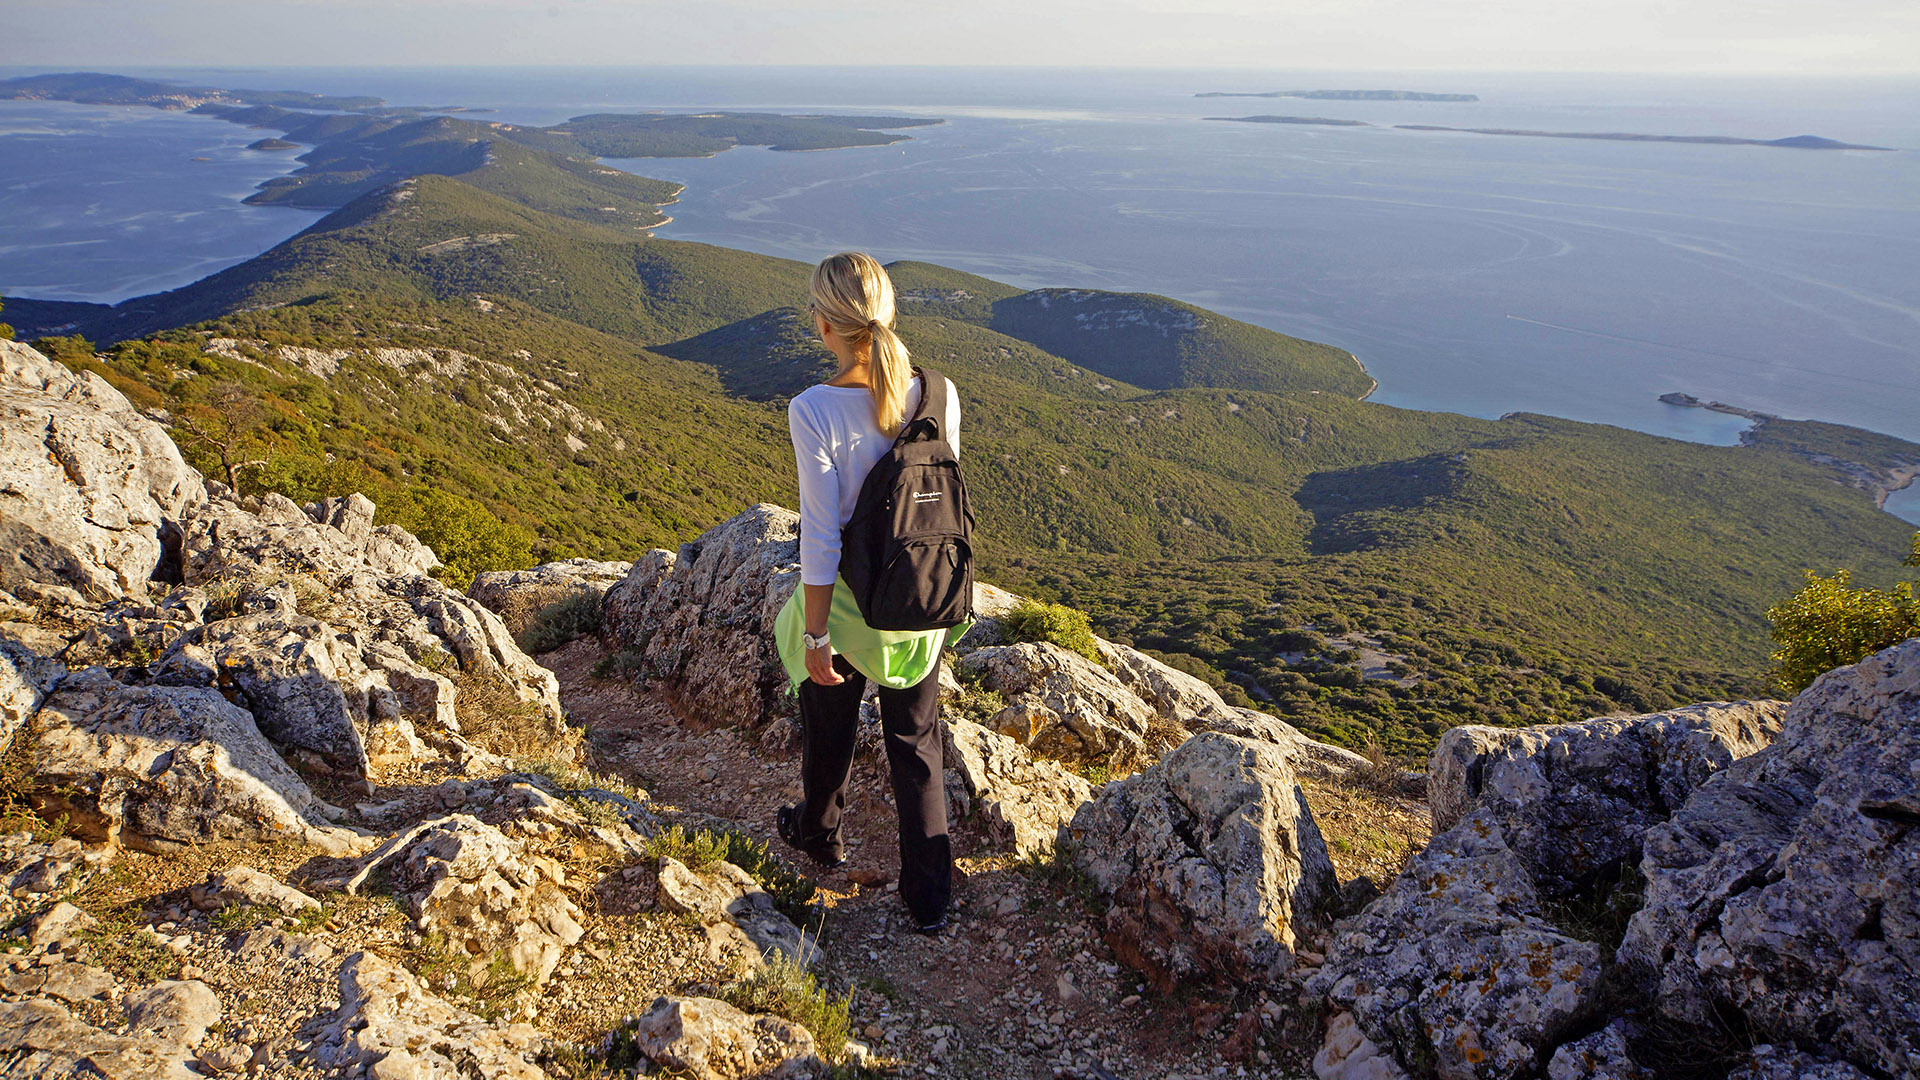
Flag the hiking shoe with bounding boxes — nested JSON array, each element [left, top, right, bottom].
[[776, 804, 846, 870], [915, 916, 948, 937]]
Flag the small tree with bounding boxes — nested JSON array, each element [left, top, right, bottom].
[[172, 382, 272, 496], [1766, 530, 1920, 693], [0, 299, 13, 340]]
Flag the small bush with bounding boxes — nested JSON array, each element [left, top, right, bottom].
[[1015, 841, 1103, 912], [719, 953, 852, 1062], [1344, 736, 1408, 796], [413, 933, 533, 1020], [590, 649, 643, 680], [1767, 566, 1919, 693], [517, 590, 602, 654], [1001, 600, 1101, 664]]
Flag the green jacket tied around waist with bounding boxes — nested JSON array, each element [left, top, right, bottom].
[[774, 576, 972, 692]]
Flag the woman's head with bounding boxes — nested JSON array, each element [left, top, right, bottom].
[[810, 251, 913, 436]]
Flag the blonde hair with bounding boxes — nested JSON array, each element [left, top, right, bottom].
[[810, 252, 913, 437]]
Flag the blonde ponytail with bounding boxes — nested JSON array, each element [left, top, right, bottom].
[[809, 252, 914, 436]]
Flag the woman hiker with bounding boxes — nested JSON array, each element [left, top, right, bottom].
[[773, 251, 967, 936]]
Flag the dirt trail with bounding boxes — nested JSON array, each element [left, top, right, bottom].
[[541, 638, 1431, 1080]]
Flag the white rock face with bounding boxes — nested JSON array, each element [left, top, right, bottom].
[[469, 557, 632, 633], [1072, 731, 1339, 988], [629, 995, 825, 1080], [1426, 700, 1784, 895], [0, 979, 220, 1080], [1307, 805, 1608, 1080], [1621, 638, 1920, 1079], [187, 864, 321, 914], [26, 670, 366, 856], [0, 339, 207, 601], [960, 642, 1156, 768], [343, 814, 584, 985], [943, 717, 1092, 856], [312, 951, 549, 1079]]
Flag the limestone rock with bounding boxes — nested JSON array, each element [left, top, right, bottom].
[[1620, 638, 1920, 1079], [960, 642, 1155, 767], [1307, 807, 1607, 1080], [0, 638, 62, 755], [630, 994, 826, 1080], [188, 864, 320, 913], [344, 815, 583, 984], [0, 340, 206, 602], [1313, 1010, 1410, 1080], [25, 902, 95, 949], [1071, 731, 1339, 987], [1728, 1046, 1878, 1080], [24, 670, 365, 856], [1427, 701, 1783, 895], [656, 856, 810, 967], [600, 505, 799, 727], [0, 979, 219, 1080], [943, 717, 1093, 855], [313, 951, 548, 1079], [1546, 1021, 1651, 1080], [469, 557, 632, 633], [179, 491, 436, 582]]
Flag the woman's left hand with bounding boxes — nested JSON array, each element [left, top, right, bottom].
[[805, 642, 844, 685]]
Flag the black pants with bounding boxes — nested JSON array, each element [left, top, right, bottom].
[[796, 655, 951, 925]]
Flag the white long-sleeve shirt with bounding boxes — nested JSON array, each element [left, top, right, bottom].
[[788, 374, 961, 587]]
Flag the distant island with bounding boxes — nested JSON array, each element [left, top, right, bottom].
[[245, 137, 299, 151], [1198, 89, 1479, 102], [1398, 125, 1891, 151], [1207, 115, 1372, 127]]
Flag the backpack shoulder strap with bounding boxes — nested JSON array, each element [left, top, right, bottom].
[[900, 367, 953, 445]]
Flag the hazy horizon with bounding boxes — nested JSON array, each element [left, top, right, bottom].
[[8, 0, 1918, 76]]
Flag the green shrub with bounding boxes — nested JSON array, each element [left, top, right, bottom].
[[719, 954, 851, 1062], [517, 590, 603, 654], [1001, 600, 1101, 664], [1767, 562, 1920, 693], [645, 825, 817, 921]]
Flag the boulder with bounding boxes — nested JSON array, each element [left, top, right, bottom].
[[0, 638, 62, 755], [1620, 638, 1920, 1078], [0, 341, 207, 602], [179, 490, 436, 582], [24, 902, 96, 949], [312, 951, 548, 1079], [960, 642, 1156, 768], [469, 557, 632, 633], [344, 814, 583, 984], [1307, 806, 1608, 1080], [600, 505, 799, 727], [187, 864, 320, 913], [24, 670, 365, 856], [629, 995, 826, 1080], [0, 979, 219, 1080], [1427, 701, 1783, 895], [943, 717, 1093, 855], [1071, 732, 1339, 987], [1545, 1021, 1652, 1080], [656, 856, 811, 968]]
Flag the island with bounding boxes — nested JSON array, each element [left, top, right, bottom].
[[245, 137, 299, 151], [1397, 125, 1891, 151], [1207, 115, 1372, 127], [1198, 89, 1478, 102]]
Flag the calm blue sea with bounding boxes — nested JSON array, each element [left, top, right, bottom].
[[1, 66, 1916, 521]]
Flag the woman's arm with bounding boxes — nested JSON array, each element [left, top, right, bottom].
[[788, 398, 846, 685]]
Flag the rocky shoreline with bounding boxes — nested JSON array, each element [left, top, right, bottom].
[[1, 336, 1915, 1079]]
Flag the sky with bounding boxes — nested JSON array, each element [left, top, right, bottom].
[[7, 0, 1918, 74]]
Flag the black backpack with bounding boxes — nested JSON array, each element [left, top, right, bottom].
[[840, 368, 976, 631]]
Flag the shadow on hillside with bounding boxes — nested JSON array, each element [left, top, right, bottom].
[[1292, 453, 1473, 555]]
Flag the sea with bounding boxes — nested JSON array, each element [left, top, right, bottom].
[[1, 66, 1916, 520]]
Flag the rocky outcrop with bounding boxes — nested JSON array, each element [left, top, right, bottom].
[[628, 995, 826, 1080], [311, 951, 549, 1079], [656, 856, 811, 969], [23, 669, 366, 856], [959, 642, 1157, 768], [0, 637, 61, 755], [600, 505, 798, 727], [1308, 806, 1608, 1080], [470, 557, 632, 633], [1620, 638, 1920, 1078], [1071, 732, 1339, 988], [341, 814, 584, 985], [187, 864, 321, 914], [943, 717, 1093, 855], [1427, 701, 1783, 895], [0, 979, 220, 1080], [0, 338, 206, 602]]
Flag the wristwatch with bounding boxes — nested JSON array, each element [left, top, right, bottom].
[[802, 630, 831, 651]]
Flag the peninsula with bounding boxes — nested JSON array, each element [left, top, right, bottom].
[[1397, 124, 1890, 151], [1208, 115, 1372, 127], [1197, 89, 1479, 101]]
